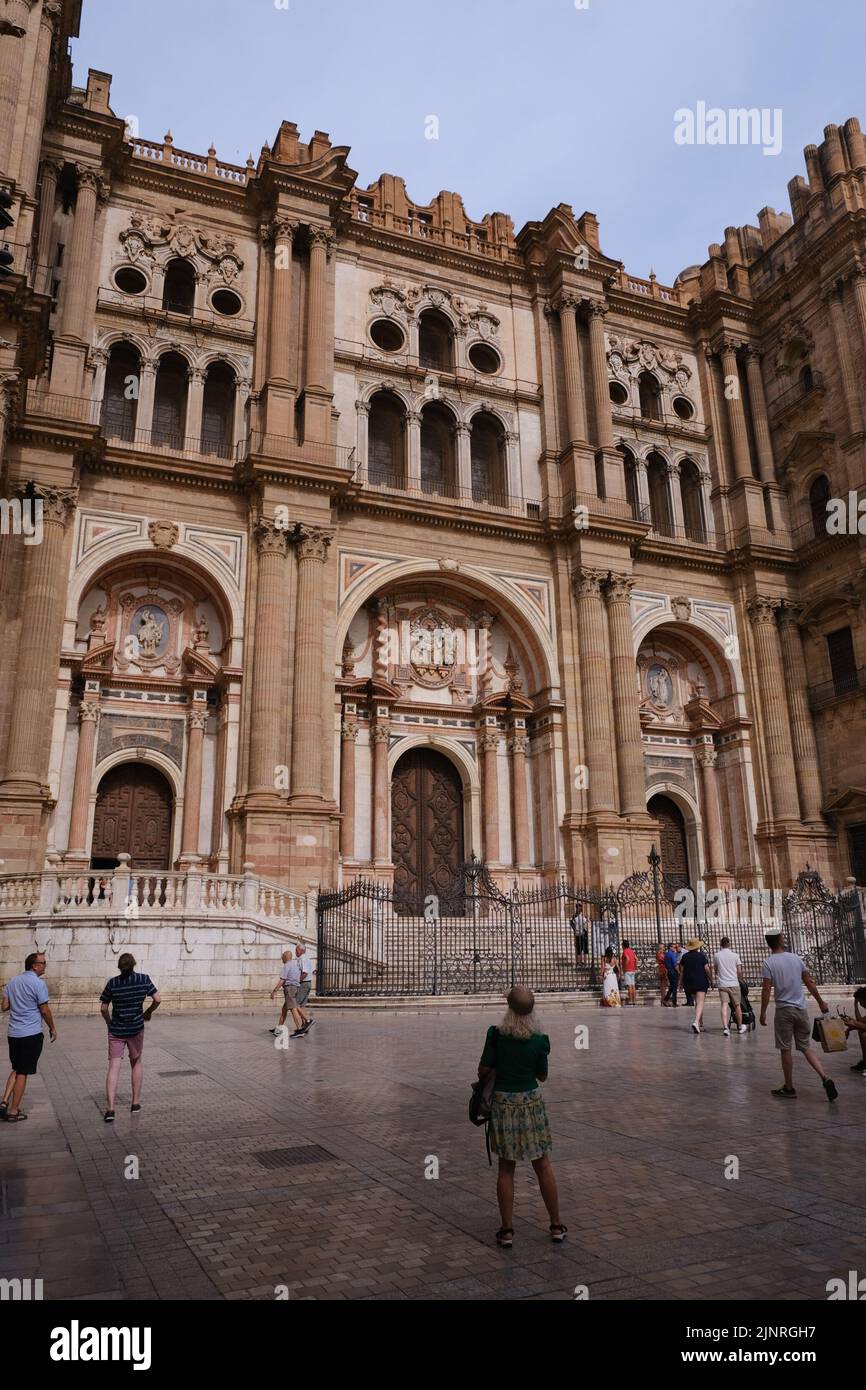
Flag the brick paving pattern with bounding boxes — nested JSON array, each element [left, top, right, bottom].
[[1, 1002, 864, 1301]]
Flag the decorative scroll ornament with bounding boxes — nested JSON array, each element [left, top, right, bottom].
[[409, 606, 459, 689]]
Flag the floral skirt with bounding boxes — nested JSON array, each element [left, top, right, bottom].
[[489, 1088, 552, 1162]]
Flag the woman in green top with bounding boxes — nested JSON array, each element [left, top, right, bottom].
[[478, 984, 565, 1249]]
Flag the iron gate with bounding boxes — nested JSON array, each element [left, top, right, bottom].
[[317, 855, 866, 998]]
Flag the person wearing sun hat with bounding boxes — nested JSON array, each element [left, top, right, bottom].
[[678, 937, 713, 1034]]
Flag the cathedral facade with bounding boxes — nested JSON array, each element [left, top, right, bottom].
[[2, 0, 866, 927]]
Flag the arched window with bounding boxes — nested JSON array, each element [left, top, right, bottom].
[[647, 452, 673, 536], [201, 362, 236, 458], [420, 402, 456, 498], [368, 391, 405, 489], [418, 309, 454, 373], [101, 341, 141, 443], [800, 364, 814, 395], [162, 258, 196, 315], [470, 411, 507, 506], [621, 447, 640, 520], [680, 459, 706, 543], [638, 371, 662, 421], [809, 473, 831, 540], [152, 352, 189, 448]]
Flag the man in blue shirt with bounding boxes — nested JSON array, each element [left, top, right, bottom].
[[99, 953, 160, 1122], [663, 943, 680, 1007], [1, 951, 56, 1122]]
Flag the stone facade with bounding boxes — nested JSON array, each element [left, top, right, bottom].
[[1, 0, 865, 929]]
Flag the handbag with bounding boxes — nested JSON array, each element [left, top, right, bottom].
[[811, 1015, 848, 1053], [469, 1029, 498, 1165]]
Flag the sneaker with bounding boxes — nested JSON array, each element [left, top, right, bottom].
[[723, 1027, 730, 1037], [302, 1017, 315, 1032], [104, 1110, 115, 1122], [771, 1085, 797, 1099], [691, 1021, 700, 1035], [130, 1104, 141, 1114], [823, 1077, 838, 1102], [850, 1059, 866, 1072], [738, 1025, 748, 1034], [290, 1028, 306, 1038]]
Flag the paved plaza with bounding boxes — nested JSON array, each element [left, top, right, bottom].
[[1, 999, 865, 1302]]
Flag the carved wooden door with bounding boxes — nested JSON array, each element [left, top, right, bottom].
[[392, 750, 463, 910], [91, 764, 173, 871], [648, 793, 690, 891]]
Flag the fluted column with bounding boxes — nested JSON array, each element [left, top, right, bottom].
[[586, 300, 614, 450], [746, 597, 801, 822], [509, 728, 531, 867], [555, 295, 586, 444], [603, 575, 646, 815], [777, 604, 825, 824], [824, 284, 865, 436], [290, 526, 332, 798], [0, 0, 32, 178], [696, 746, 726, 873], [744, 348, 775, 483], [136, 360, 156, 436], [719, 341, 753, 479], [268, 218, 297, 385], [179, 709, 208, 860], [247, 519, 290, 793], [371, 722, 389, 863], [455, 421, 472, 496], [60, 167, 100, 341], [0, 375, 17, 476], [186, 367, 205, 449], [339, 717, 358, 859], [851, 262, 866, 366], [667, 462, 686, 532], [481, 729, 500, 864], [406, 410, 421, 490], [19, 1, 58, 197], [572, 569, 617, 813], [305, 226, 332, 391], [66, 701, 100, 857], [233, 376, 250, 452], [2, 486, 77, 792], [34, 157, 60, 295]]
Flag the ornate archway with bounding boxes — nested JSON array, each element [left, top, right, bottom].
[[90, 762, 174, 871], [391, 748, 464, 908]]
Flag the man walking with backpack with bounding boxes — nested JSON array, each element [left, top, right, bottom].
[[760, 929, 837, 1101]]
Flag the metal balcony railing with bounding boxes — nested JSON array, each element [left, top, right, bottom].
[[767, 371, 825, 417], [360, 471, 530, 517], [807, 667, 866, 711]]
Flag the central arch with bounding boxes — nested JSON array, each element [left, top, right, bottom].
[[391, 747, 464, 907]]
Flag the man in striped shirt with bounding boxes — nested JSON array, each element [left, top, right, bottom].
[[99, 953, 161, 1122]]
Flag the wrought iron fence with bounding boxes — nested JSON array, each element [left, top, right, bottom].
[[316, 854, 866, 997]]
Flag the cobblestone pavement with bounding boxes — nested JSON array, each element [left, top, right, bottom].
[[1, 999, 865, 1301]]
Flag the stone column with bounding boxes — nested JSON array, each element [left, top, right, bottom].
[[455, 421, 472, 497], [233, 377, 250, 454], [60, 167, 100, 342], [744, 348, 775, 483], [19, 0, 58, 197], [480, 729, 500, 864], [0, 374, 17, 476], [185, 367, 205, 450], [746, 597, 801, 822], [824, 284, 865, 436], [509, 728, 531, 867], [667, 461, 686, 533], [719, 341, 753, 479], [851, 262, 866, 366], [34, 157, 60, 295], [268, 218, 297, 385], [370, 722, 390, 863], [634, 457, 650, 516], [696, 746, 726, 873], [698, 466, 716, 540], [136, 360, 157, 437], [354, 399, 370, 483], [65, 701, 100, 857], [246, 519, 290, 793], [585, 300, 614, 450], [406, 410, 421, 490], [555, 295, 587, 444], [603, 575, 646, 815], [179, 709, 208, 861], [2, 486, 77, 792], [777, 604, 824, 824], [339, 717, 358, 860], [572, 568, 617, 813], [290, 526, 331, 798], [0, 0, 31, 178], [305, 226, 332, 391]]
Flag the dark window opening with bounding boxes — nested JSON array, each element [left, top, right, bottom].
[[101, 342, 141, 443], [638, 371, 662, 421], [201, 361, 235, 457], [152, 351, 189, 447], [468, 342, 500, 374], [418, 309, 453, 372], [470, 412, 507, 507], [827, 626, 857, 698], [420, 403, 457, 498], [647, 452, 673, 536], [809, 474, 832, 540], [369, 319, 405, 353], [162, 258, 196, 315], [368, 391, 405, 489], [680, 459, 706, 543]]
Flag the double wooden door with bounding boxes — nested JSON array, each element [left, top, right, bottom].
[[648, 793, 691, 891], [90, 764, 173, 871], [391, 750, 463, 908]]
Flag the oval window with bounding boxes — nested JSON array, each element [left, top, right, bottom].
[[468, 342, 501, 374], [211, 289, 243, 317], [609, 380, 629, 406], [369, 318, 405, 352], [673, 396, 694, 420], [113, 266, 147, 295]]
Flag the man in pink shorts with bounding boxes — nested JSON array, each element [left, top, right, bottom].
[[99, 953, 161, 1122]]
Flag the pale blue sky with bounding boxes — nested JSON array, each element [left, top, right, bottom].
[[72, 0, 866, 283]]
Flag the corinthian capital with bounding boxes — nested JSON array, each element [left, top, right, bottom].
[[31, 484, 78, 527], [308, 225, 335, 253], [777, 601, 804, 631], [270, 217, 298, 244], [584, 298, 608, 320], [79, 701, 101, 725], [187, 709, 208, 732], [554, 292, 580, 316], [603, 573, 635, 604], [75, 165, 101, 193], [746, 595, 781, 627], [254, 517, 290, 556], [295, 526, 332, 562], [370, 723, 389, 745], [572, 567, 606, 599], [695, 746, 718, 769]]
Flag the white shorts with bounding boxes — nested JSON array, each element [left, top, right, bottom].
[[623, 972, 636, 987]]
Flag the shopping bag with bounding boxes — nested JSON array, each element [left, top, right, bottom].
[[811, 1015, 848, 1053]]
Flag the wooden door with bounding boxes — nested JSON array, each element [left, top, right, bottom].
[[391, 750, 463, 908], [91, 764, 173, 871], [648, 793, 690, 891]]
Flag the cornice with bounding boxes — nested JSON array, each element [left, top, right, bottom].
[[333, 491, 546, 543], [336, 219, 526, 288]]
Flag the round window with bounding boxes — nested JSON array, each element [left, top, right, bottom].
[[609, 380, 629, 406], [369, 318, 405, 352], [468, 341, 501, 374], [211, 289, 243, 317], [113, 266, 147, 295], [672, 395, 694, 420]]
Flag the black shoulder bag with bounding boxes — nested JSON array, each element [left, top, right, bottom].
[[469, 1029, 497, 1165]]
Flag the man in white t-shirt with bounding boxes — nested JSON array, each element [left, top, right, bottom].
[[760, 930, 836, 1102], [269, 950, 305, 1040], [713, 936, 747, 1036]]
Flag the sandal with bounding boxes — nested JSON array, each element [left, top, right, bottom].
[[3, 1111, 27, 1122], [495, 1227, 514, 1248], [550, 1224, 568, 1243]]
